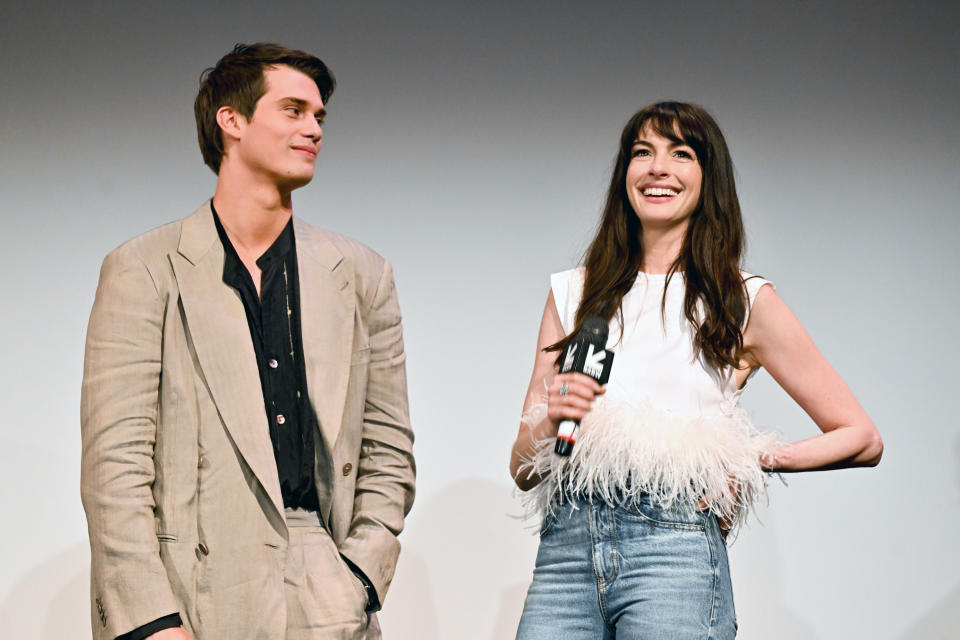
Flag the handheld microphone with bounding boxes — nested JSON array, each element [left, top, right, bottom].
[[555, 316, 614, 456]]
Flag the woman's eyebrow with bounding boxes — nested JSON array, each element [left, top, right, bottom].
[[632, 138, 689, 148]]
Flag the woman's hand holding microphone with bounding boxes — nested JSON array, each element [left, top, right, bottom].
[[547, 372, 605, 432]]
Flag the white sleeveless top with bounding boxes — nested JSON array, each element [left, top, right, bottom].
[[520, 268, 780, 530]]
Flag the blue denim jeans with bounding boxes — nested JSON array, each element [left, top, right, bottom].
[[516, 495, 736, 639]]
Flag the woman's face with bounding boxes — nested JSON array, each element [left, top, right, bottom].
[[625, 124, 702, 229]]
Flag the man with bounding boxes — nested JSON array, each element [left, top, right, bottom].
[[80, 43, 415, 640]]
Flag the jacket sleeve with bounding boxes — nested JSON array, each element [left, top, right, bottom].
[[338, 259, 416, 604], [80, 246, 180, 639]]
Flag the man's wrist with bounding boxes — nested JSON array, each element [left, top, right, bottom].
[[341, 555, 381, 613], [115, 613, 183, 640]]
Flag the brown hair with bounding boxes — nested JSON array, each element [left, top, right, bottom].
[[550, 101, 749, 373], [194, 43, 336, 174]]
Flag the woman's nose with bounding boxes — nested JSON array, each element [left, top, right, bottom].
[[648, 154, 668, 176]]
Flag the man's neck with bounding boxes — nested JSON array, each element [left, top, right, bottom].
[[212, 169, 294, 258]]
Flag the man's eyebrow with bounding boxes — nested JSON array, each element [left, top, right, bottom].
[[278, 97, 326, 117]]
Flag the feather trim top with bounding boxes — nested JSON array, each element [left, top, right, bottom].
[[518, 396, 780, 534]]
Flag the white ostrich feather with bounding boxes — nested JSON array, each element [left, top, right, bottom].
[[517, 396, 781, 534]]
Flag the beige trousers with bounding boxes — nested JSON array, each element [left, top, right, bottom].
[[285, 509, 382, 640]]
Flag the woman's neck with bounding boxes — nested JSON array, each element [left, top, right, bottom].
[[640, 222, 687, 274]]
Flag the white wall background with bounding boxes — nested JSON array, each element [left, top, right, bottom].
[[1, 1, 957, 638]]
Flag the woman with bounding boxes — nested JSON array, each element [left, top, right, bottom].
[[509, 101, 882, 639]]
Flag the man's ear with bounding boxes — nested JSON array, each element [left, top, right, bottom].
[[216, 105, 245, 143]]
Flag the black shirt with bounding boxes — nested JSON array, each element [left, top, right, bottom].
[[215, 207, 378, 614], [212, 206, 320, 512]]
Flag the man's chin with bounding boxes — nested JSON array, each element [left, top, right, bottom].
[[280, 172, 315, 192]]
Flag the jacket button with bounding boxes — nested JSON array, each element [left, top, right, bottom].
[[342, 463, 353, 476], [197, 455, 204, 468], [196, 543, 209, 559]]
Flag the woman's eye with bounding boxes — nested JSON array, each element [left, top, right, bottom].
[[631, 148, 650, 158], [674, 149, 693, 159]]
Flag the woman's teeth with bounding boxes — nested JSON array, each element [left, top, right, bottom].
[[642, 187, 678, 196]]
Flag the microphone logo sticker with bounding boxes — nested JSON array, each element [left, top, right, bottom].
[[584, 344, 606, 378], [562, 344, 577, 372]]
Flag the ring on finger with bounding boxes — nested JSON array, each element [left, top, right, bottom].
[[559, 382, 569, 396]]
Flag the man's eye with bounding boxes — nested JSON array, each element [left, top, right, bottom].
[[286, 107, 301, 116], [316, 119, 325, 127]]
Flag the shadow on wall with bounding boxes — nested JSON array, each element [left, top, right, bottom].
[[898, 581, 960, 640], [896, 433, 960, 639], [377, 477, 539, 640], [729, 509, 818, 640], [0, 541, 89, 639]]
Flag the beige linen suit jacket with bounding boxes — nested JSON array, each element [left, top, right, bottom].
[[80, 203, 415, 639]]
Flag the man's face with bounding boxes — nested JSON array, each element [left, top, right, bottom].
[[231, 65, 325, 191]]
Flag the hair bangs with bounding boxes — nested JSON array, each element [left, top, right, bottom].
[[622, 103, 711, 169]]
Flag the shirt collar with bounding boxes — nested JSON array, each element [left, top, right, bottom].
[[211, 201, 295, 274]]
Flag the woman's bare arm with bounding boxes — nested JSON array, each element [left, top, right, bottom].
[[742, 284, 883, 471], [509, 291, 604, 490]]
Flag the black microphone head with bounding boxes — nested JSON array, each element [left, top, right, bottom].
[[581, 316, 609, 343]]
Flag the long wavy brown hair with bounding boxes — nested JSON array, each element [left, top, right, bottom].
[[549, 101, 749, 373]]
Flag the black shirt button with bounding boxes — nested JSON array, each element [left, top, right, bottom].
[[268, 358, 278, 369], [277, 414, 286, 425]]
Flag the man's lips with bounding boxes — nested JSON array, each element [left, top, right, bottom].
[[292, 145, 317, 158]]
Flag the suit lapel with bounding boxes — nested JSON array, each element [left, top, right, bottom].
[[295, 219, 355, 459], [170, 204, 285, 521]]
